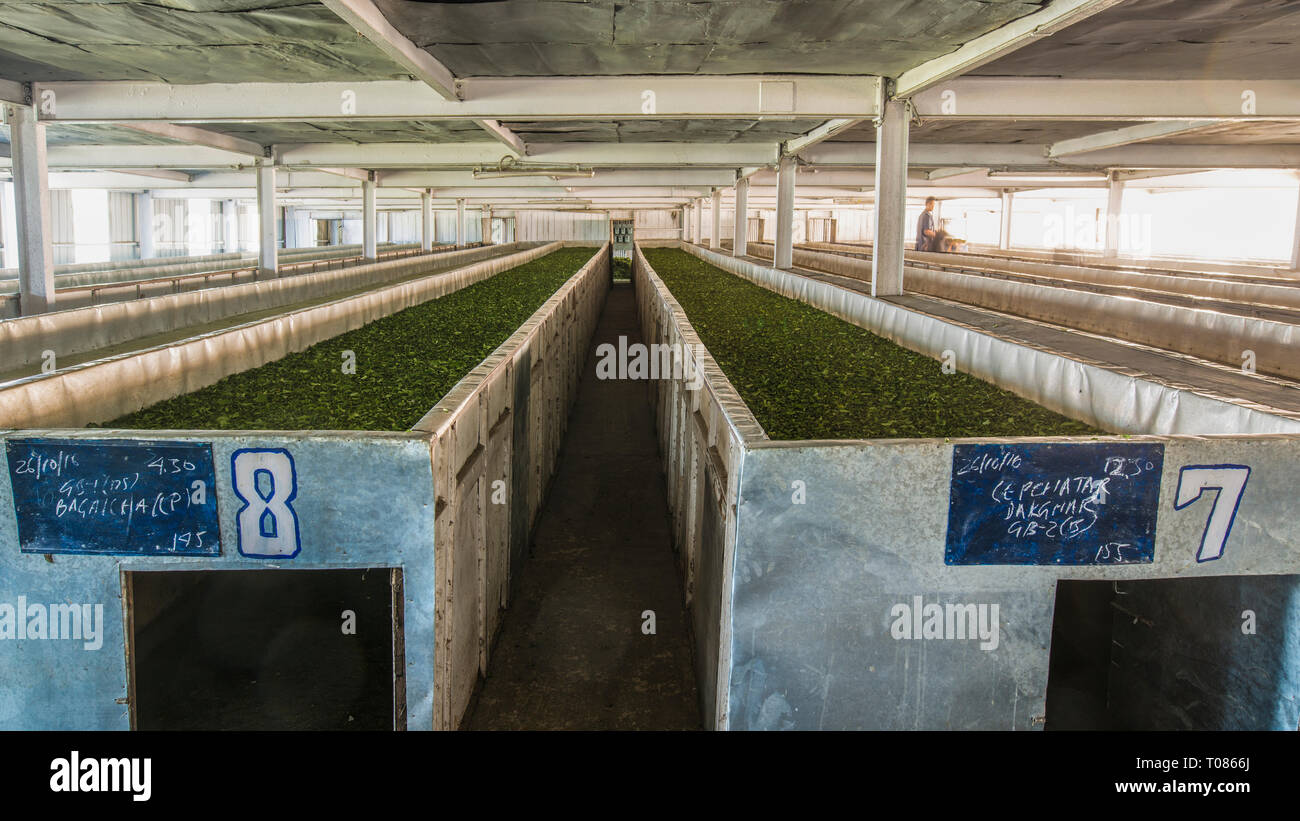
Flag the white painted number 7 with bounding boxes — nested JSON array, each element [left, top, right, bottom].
[[1173, 464, 1250, 563]]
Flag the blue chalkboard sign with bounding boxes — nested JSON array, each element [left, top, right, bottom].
[[6, 438, 220, 557], [946, 442, 1164, 565]]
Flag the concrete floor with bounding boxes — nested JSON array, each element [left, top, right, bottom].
[[466, 281, 701, 730]]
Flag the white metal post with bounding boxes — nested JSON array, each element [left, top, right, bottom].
[[256, 161, 277, 277], [1291, 178, 1300, 270], [1104, 175, 1125, 258], [136, 190, 155, 260], [0, 182, 18, 270], [775, 155, 796, 270], [710, 189, 722, 250], [8, 104, 55, 314], [456, 197, 466, 247], [481, 205, 492, 244], [693, 199, 703, 244], [733, 176, 750, 258], [999, 190, 1014, 250], [420, 189, 433, 251], [284, 205, 298, 250], [872, 98, 909, 297], [223, 198, 239, 253], [362, 177, 377, 260]]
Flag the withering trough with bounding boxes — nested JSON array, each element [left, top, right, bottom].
[[636, 240, 1300, 731], [0, 243, 610, 730]]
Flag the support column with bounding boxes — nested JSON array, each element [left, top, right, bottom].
[[456, 198, 466, 248], [135, 190, 155, 260], [223, 198, 239, 253], [733, 177, 750, 258], [284, 206, 298, 251], [1104, 174, 1126, 258], [362, 176, 378, 260], [1, 182, 18, 270], [775, 155, 796, 270], [8, 104, 55, 314], [1292, 180, 1300, 270], [998, 191, 1014, 250], [256, 161, 277, 277], [710, 189, 722, 250], [679, 206, 688, 242], [693, 199, 703, 245], [871, 98, 909, 297], [481, 205, 492, 244], [420, 190, 433, 251]]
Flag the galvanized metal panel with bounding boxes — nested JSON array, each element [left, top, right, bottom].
[[0, 429, 437, 731], [729, 435, 1300, 730], [643, 239, 1300, 731]]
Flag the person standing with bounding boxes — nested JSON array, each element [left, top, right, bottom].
[[915, 196, 938, 251]]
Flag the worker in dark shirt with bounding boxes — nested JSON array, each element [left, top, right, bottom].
[[916, 196, 938, 251]]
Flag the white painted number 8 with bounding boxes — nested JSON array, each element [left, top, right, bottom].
[[1173, 464, 1250, 563], [232, 448, 301, 558]]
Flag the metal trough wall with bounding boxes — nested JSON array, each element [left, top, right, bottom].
[[743, 242, 1300, 382], [732, 435, 1300, 730], [412, 242, 610, 730], [1, 242, 533, 373], [800, 241, 1300, 304], [0, 428, 437, 730], [691, 243, 1300, 436], [641, 241, 1300, 730], [633, 244, 762, 729], [0, 243, 609, 731], [0, 242, 418, 293], [0, 243, 565, 429]]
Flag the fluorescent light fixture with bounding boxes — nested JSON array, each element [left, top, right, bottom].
[[473, 154, 594, 180]]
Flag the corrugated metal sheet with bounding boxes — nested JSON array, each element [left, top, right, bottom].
[[635, 209, 682, 240], [50, 189, 75, 265], [108, 191, 136, 261], [155, 198, 187, 257], [388, 210, 421, 243], [515, 210, 608, 242]]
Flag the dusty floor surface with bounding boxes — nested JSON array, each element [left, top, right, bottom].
[[466, 281, 701, 730]]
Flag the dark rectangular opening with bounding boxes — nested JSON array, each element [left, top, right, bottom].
[[1045, 575, 1300, 731], [126, 568, 402, 731]]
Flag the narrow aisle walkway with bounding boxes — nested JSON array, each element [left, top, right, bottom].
[[466, 281, 700, 730]]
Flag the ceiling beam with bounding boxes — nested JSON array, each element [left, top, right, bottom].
[[278, 141, 777, 168], [0, 79, 26, 106], [927, 166, 989, 180], [1047, 120, 1224, 157], [318, 0, 458, 99], [894, 0, 1129, 98], [0, 144, 259, 170], [802, 142, 1300, 169], [114, 168, 193, 183], [782, 118, 865, 157], [308, 166, 373, 182], [377, 168, 741, 189], [319, 0, 528, 153], [473, 119, 527, 156], [114, 121, 265, 158], [911, 78, 1300, 120], [33, 76, 880, 123]]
